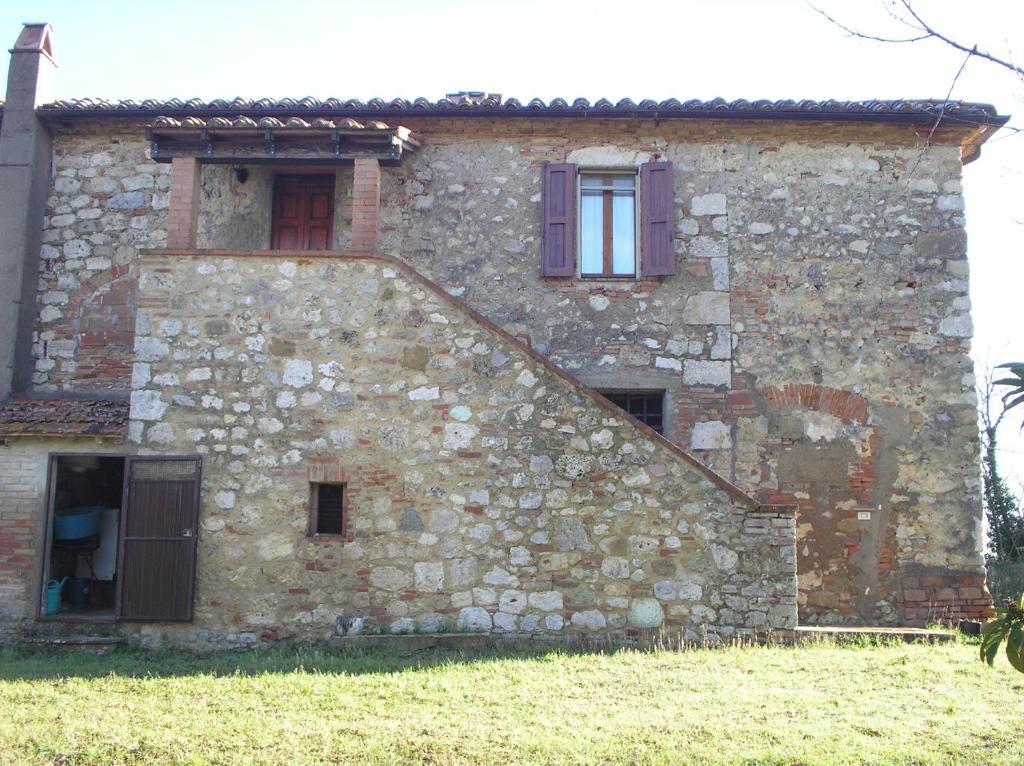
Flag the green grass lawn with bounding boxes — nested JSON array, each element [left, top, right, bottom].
[[1, 638, 1021, 766]]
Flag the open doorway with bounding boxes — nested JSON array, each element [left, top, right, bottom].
[[40, 454, 203, 622], [44, 455, 125, 619]]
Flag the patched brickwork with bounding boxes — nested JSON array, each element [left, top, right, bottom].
[[31, 125, 169, 392], [0, 450, 39, 631], [901, 569, 992, 624], [126, 251, 796, 646]]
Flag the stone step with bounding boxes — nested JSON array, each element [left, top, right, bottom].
[[23, 635, 126, 654], [795, 625, 955, 644]]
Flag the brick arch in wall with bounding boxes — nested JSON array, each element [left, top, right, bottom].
[[759, 383, 878, 506], [62, 266, 137, 391], [757, 382, 992, 627], [756, 383, 896, 626]]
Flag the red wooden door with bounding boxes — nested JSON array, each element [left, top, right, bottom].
[[271, 176, 335, 250], [117, 457, 202, 621]]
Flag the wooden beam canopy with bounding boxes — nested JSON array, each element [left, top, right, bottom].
[[145, 115, 420, 165]]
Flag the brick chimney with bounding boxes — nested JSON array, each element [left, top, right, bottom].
[[0, 23, 56, 400]]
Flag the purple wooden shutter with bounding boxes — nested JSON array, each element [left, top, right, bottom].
[[640, 161, 675, 276], [541, 163, 576, 277]]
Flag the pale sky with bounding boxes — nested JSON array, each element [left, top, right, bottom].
[[2, 0, 1022, 482]]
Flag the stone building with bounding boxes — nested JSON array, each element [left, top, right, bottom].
[[0, 24, 1005, 647]]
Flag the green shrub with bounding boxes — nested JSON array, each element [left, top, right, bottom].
[[980, 593, 1024, 674]]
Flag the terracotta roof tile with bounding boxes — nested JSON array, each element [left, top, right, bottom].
[[0, 398, 128, 439], [34, 96, 1008, 127], [150, 114, 391, 130]]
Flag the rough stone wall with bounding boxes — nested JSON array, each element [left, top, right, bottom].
[[723, 143, 987, 624], [373, 118, 987, 625], [19, 117, 988, 627], [127, 251, 796, 646], [30, 129, 357, 394], [31, 124, 169, 393]]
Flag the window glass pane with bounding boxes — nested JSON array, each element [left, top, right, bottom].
[[612, 191, 635, 275], [580, 175, 603, 188], [580, 190, 604, 274], [612, 176, 635, 190]]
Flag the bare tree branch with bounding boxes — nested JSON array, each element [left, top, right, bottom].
[[809, 3, 929, 43], [894, 0, 1024, 80], [981, 365, 1009, 436], [811, 0, 1024, 80], [906, 47, 975, 179]]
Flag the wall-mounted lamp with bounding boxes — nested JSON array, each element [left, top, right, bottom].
[[234, 166, 249, 184]]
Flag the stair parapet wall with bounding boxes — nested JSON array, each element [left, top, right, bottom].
[[123, 248, 796, 645]]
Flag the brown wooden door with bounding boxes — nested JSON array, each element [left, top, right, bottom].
[[117, 457, 201, 621], [271, 176, 335, 250]]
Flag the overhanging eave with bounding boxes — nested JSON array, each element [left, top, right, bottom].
[[145, 115, 420, 165]]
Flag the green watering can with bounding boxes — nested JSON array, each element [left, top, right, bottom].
[[45, 577, 67, 616]]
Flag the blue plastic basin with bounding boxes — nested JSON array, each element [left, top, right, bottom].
[[53, 506, 104, 540]]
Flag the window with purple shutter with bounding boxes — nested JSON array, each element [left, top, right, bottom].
[[541, 163, 576, 276], [640, 161, 675, 277]]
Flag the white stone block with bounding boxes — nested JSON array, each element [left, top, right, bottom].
[[601, 557, 630, 579], [134, 336, 169, 362], [414, 562, 444, 593], [711, 545, 739, 573], [516, 369, 538, 387], [570, 610, 607, 630], [710, 326, 732, 360], [683, 292, 730, 325], [443, 422, 479, 449], [527, 591, 563, 611], [483, 567, 518, 586], [690, 236, 727, 259], [283, 359, 313, 388], [457, 606, 492, 632], [499, 589, 527, 615], [690, 420, 732, 450], [408, 386, 440, 401], [691, 193, 726, 216], [683, 360, 732, 387], [938, 314, 973, 337], [493, 612, 517, 632], [628, 598, 664, 628], [544, 614, 564, 631], [130, 390, 167, 421], [710, 258, 729, 291], [369, 566, 412, 591]]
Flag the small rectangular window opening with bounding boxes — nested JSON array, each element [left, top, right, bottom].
[[580, 172, 637, 278], [601, 391, 665, 435], [311, 482, 346, 536]]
